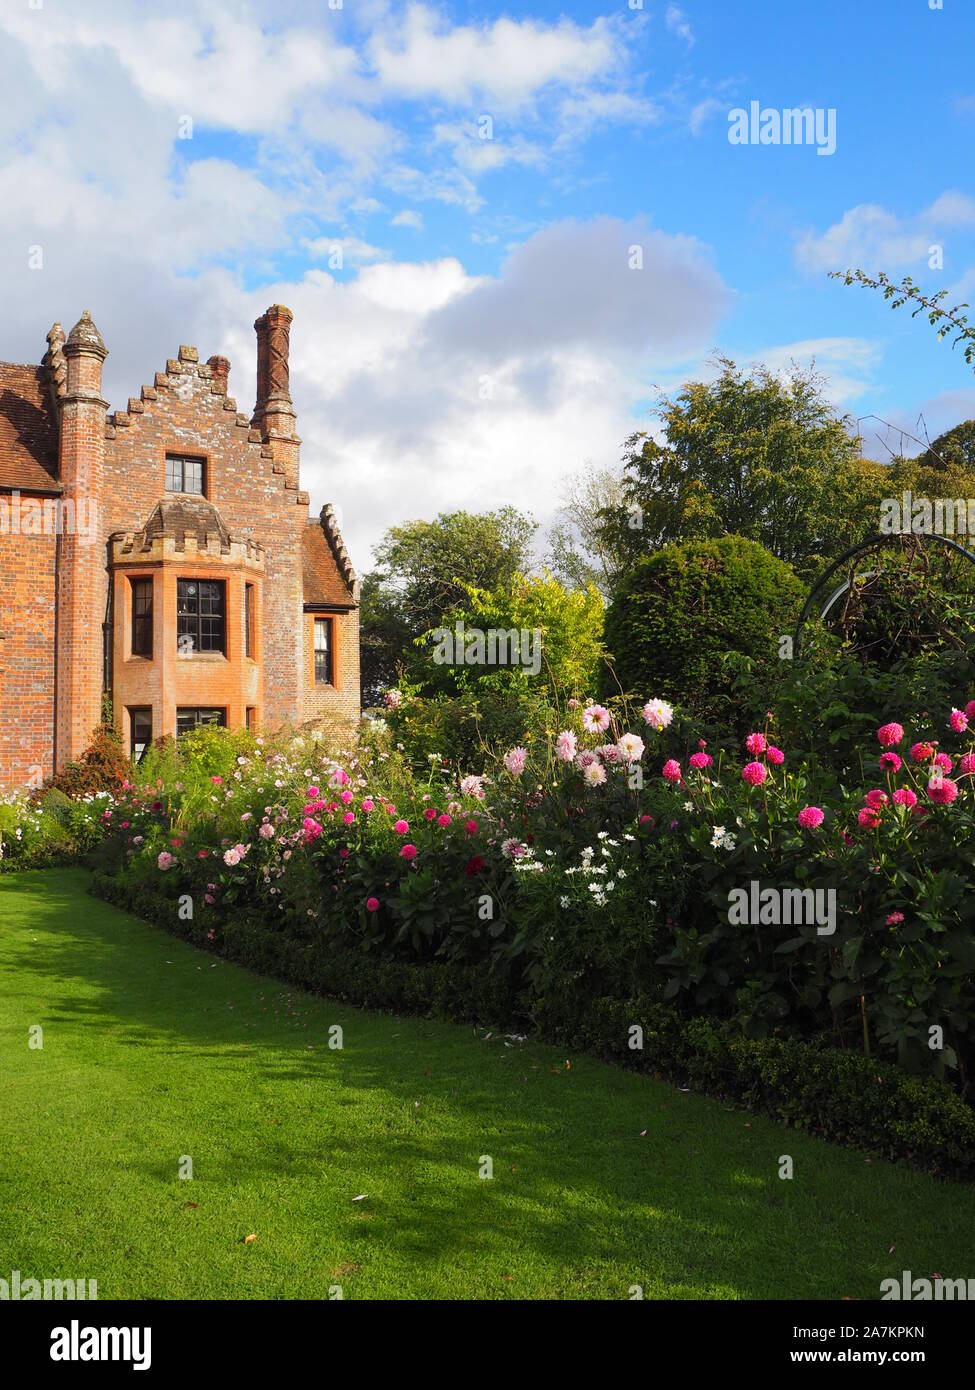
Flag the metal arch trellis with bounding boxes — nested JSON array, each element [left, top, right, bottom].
[[793, 531, 975, 660]]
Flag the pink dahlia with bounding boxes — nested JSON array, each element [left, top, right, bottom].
[[157, 851, 175, 871], [745, 732, 767, 755], [643, 699, 674, 731], [503, 747, 528, 775], [933, 752, 952, 773], [959, 753, 975, 775], [950, 708, 969, 733], [437, 813, 451, 827], [400, 843, 418, 859], [741, 761, 767, 786], [879, 752, 902, 773], [877, 722, 904, 747], [858, 807, 881, 829], [966, 699, 975, 721], [928, 777, 959, 805], [864, 789, 889, 810], [797, 806, 824, 829], [464, 819, 479, 835], [689, 751, 713, 770], [909, 742, 935, 763], [582, 704, 611, 733], [366, 896, 380, 913], [886, 910, 905, 926], [555, 730, 578, 762], [766, 745, 785, 766], [393, 819, 409, 834], [892, 787, 918, 809], [662, 759, 682, 784]]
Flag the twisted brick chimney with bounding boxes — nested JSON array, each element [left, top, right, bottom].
[[252, 305, 300, 487]]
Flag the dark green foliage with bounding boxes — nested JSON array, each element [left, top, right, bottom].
[[603, 535, 806, 727]]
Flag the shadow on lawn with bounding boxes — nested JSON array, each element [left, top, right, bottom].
[[0, 869, 937, 1299]]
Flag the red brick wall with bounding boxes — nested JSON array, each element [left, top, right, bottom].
[[0, 524, 57, 788]]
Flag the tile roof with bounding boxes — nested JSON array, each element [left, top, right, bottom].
[[303, 514, 358, 606], [0, 363, 60, 492]]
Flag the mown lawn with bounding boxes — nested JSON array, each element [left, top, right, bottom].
[[0, 867, 971, 1300]]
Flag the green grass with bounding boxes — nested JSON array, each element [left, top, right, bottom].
[[1, 868, 972, 1300]]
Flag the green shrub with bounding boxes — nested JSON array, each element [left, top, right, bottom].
[[603, 536, 805, 729]]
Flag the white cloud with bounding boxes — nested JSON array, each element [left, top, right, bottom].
[[666, 6, 695, 47], [390, 210, 424, 230], [796, 193, 975, 274], [367, 6, 624, 109], [751, 337, 883, 405]]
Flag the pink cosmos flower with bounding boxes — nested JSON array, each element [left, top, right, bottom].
[[879, 752, 902, 772], [503, 747, 528, 775], [555, 730, 578, 762], [928, 776, 959, 804], [689, 751, 713, 770], [400, 843, 417, 859], [741, 761, 767, 786], [950, 708, 969, 733], [797, 806, 824, 829], [766, 746, 785, 766], [886, 911, 905, 926], [745, 732, 767, 755], [393, 819, 409, 834], [157, 851, 175, 870], [892, 787, 918, 809], [366, 897, 380, 913], [582, 704, 611, 733], [662, 759, 682, 783]]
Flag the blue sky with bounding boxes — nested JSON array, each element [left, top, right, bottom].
[[2, 0, 974, 564]]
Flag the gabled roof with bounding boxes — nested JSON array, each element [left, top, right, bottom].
[[303, 506, 359, 607], [0, 363, 60, 492]]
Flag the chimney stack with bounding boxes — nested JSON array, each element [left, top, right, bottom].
[[252, 305, 300, 486], [207, 354, 230, 395]]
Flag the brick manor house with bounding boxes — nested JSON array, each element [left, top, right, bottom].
[[0, 305, 360, 792]]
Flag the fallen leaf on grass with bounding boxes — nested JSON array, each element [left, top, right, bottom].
[[352, 1194, 368, 1203], [243, 1234, 257, 1245], [183, 1202, 198, 1209]]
